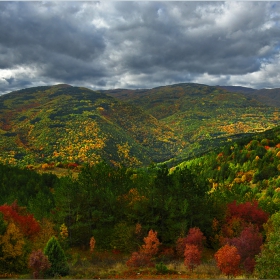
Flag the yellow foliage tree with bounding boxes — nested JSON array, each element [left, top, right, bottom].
[[0, 222, 24, 259], [32, 218, 56, 251], [0, 222, 26, 272], [60, 223, 68, 240]]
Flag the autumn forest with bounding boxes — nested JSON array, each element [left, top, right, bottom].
[[1, 83, 280, 278]]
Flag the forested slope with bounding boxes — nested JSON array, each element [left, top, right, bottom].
[[1, 83, 280, 167], [0, 84, 182, 166], [0, 126, 280, 277], [105, 83, 280, 160]]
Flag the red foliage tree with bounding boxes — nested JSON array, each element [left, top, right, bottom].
[[176, 236, 187, 257], [176, 227, 205, 257], [184, 244, 201, 271], [0, 201, 40, 240], [244, 257, 256, 275], [185, 227, 206, 250], [224, 225, 263, 274], [215, 244, 241, 278], [226, 200, 268, 230]]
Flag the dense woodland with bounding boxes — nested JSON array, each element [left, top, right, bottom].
[[1, 126, 280, 278]]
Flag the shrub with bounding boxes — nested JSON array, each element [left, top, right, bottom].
[[28, 249, 51, 279], [126, 252, 154, 268], [155, 262, 169, 274]]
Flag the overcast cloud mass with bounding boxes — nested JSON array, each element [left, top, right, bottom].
[[1, 1, 280, 94]]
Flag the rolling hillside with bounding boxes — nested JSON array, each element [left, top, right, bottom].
[[0, 84, 182, 166], [0, 83, 279, 167], [104, 83, 280, 161], [218, 85, 280, 107]]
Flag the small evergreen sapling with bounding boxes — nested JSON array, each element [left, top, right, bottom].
[[44, 236, 69, 277]]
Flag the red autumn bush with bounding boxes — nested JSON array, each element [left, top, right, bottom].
[[126, 251, 154, 268]]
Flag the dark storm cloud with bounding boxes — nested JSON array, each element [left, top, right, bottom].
[[0, 2, 105, 61], [0, 1, 280, 94], [107, 2, 278, 75]]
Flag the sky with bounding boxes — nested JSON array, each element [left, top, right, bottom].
[[1, 1, 280, 95]]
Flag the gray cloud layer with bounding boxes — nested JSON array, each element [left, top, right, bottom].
[[0, 1, 280, 94]]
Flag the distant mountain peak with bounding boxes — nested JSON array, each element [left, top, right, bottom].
[[51, 84, 72, 88]]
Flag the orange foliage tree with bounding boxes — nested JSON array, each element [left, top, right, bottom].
[[184, 244, 201, 271], [126, 229, 160, 268], [215, 244, 241, 278], [89, 236, 96, 253], [140, 229, 161, 257]]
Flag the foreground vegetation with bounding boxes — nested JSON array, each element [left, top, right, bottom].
[[1, 126, 280, 278]]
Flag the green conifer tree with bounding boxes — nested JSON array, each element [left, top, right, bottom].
[[44, 236, 69, 277]]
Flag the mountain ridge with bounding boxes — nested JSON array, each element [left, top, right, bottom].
[[0, 83, 279, 167]]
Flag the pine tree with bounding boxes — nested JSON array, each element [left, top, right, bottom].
[[44, 236, 69, 277]]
